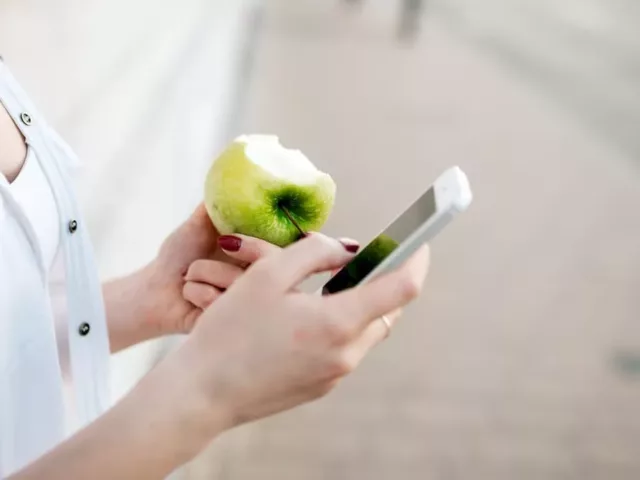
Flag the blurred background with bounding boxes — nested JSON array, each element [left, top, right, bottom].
[[1, 0, 639, 478]]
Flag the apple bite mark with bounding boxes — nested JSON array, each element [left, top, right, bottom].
[[204, 134, 337, 247]]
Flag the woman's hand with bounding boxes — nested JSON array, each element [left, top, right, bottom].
[[182, 233, 360, 310], [171, 233, 430, 429], [103, 201, 360, 352], [181, 234, 281, 311], [103, 204, 281, 352], [11, 233, 429, 480]]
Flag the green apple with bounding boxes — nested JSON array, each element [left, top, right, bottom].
[[204, 135, 336, 247]]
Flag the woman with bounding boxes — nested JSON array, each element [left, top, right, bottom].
[[0, 57, 429, 478]]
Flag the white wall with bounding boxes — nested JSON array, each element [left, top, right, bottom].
[[0, 0, 262, 400]]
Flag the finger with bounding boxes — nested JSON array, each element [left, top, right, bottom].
[[185, 260, 245, 289], [218, 234, 282, 265], [330, 238, 359, 277], [186, 202, 219, 241], [358, 308, 402, 350], [182, 308, 203, 334], [255, 233, 357, 291], [339, 309, 403, 370], [183, 281, 222, 309], [337, 237, 359, 254], [189, 202, 212, 228], [326, 244, 430, 333]]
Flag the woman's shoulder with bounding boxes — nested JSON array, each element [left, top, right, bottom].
[[0, 58, 82, 172]]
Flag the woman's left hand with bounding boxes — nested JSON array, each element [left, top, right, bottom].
[[105, 203, 358, 352], [143, 204, 281, 336], [106, 204, 282, 352], [182, 235, 361, 312], [182, 233, 282, 312]]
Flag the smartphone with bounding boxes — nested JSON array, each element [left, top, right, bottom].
[[321, 166, 472, 294]]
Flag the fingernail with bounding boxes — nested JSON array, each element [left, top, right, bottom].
[[218, 235, 242, 252], [339, 239, 360, 253]]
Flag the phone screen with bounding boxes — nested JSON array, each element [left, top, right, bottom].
[[322, 186, 437, 294]]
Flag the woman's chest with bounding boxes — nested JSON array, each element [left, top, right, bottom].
[[8, 147, 61, 271], [0, 101, 27, 182]]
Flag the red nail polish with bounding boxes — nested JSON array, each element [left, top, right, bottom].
[[218, 235, 242, 252], [340, 241, 360, 253]]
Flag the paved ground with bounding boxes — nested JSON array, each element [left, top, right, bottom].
[[181, 1, 640, 479], [430, 0, 640, 161]]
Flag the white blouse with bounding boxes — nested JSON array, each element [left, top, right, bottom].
[[0, 59, 111, 476], [8, 146, 60, 271]]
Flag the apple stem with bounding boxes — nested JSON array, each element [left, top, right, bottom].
[[280, 205, 306, 238]]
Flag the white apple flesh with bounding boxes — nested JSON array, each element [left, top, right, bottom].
[[204, 135, 337, 247]]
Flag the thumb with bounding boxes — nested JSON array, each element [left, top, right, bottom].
[[188, 202, 215, 230], [180, 202, 218, 248]]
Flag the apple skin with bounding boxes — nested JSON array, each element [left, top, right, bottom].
[[204, 139, 336, 247]]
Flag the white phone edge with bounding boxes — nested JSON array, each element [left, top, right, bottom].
[[314, 166, 472, 296], [358, 166, 472, 287]]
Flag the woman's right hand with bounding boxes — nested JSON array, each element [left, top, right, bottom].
[[8, 233, 429, 480], [171, 232, 430, 430]]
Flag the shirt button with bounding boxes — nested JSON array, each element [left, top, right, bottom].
[[20, 112, 32, 126], [68, 219, 78, 233], [78, 322, 91, 336]]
